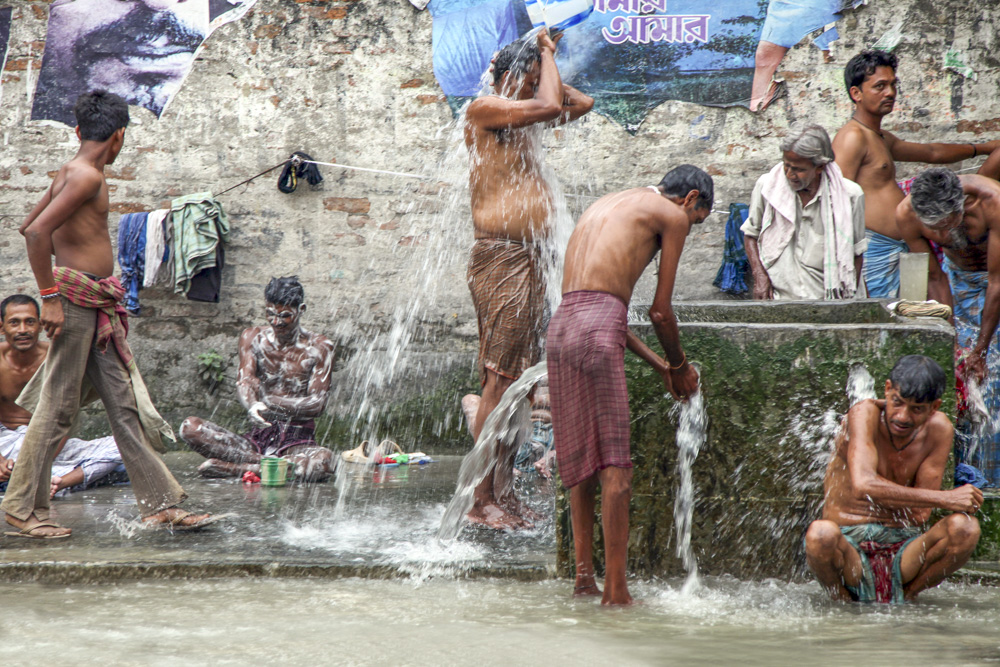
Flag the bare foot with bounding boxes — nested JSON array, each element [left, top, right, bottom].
[[4, 512, 72, 538], [573, 576, 602, 597], [601, 591, 635, 606], [467, 501, 531, 530], [198, 459, 255, 478], [498, 496, 542, 523], [142, 507, 213, 529]]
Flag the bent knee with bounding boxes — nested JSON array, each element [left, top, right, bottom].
[[946, 513, 981, 548], [179, 417, 203, 441], [805, 520, 843, 555]]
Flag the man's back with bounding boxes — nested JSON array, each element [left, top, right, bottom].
[[562, 188, 678, 302], [39, 158, 115, 277]]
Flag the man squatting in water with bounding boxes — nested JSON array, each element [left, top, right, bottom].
[[831, 49, 1000, 298], [806, 356, 981, 603], [1, 294, 125, 498], [181, 276, 337, 481], [3, 91, 214, 537], [463, 27, 593, 529], [549, 165, 712, 605]]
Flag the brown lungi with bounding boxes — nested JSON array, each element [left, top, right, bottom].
[[467, 237, 545, 386], [547, 290, 631, 488]]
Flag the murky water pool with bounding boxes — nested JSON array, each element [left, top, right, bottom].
[[2, 576, 999, 666]]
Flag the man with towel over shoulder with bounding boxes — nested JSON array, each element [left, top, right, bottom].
[[742, 124, 867, 300], [548, 165, 713, 605]]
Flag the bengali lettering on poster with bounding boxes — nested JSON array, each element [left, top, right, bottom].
[[594, 0, 710, 45]]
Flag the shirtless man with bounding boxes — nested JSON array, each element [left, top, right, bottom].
[[0, 294, 125, 498], [896, 165, 1000, 484], [180, 276, 336, 482], [3, 91, 213, 538], [805, 355, 981, 603], [464, 28, 593, 529], [832, 50, 999, 298], [548, 165, 712, 605]]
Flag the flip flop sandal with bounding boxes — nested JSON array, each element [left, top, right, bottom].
[[4, 521, 72, 539], [341, 441, 371, 464]]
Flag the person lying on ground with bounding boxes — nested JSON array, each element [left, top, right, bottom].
[[180, 276, 336, 482], [805, 355, 981, 603], [0, 294, 125, 498]]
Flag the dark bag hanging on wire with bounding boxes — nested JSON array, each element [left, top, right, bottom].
[[277, 151, 324, 194]]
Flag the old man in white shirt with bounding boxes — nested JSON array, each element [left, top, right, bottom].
[[743, 125, 867, 300]]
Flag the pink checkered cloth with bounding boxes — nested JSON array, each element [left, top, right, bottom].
[[547, 290, 632, 488]]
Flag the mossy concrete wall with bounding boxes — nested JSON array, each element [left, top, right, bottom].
[[556, 301, 959, 580]]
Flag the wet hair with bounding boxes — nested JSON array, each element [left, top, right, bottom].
[[844, 49, 898, 97], [910, 168, 964, 225], [492, 39, 541, 87], [658, 165, 714, 210], [73, 91, 130, 142], [779, 124, 834, 166], [888, 355, 946, 403], [0, 294, 39, 322], [265, 276, 305, 308]]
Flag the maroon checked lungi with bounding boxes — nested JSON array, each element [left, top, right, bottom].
[[547, 290, 632, 488]]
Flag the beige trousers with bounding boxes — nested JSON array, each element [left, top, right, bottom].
[[0, 299, 185, 521]]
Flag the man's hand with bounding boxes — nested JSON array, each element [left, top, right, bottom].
[[0, 456, 12, 483], [536, 27, 559, 54], [248, 402, 272, 428], [40, 298, 64, 339], [963, 349, 988, 385], [752, 273, 773, 300], [669, 362, 699, 401], [946, 483, 984, 513]]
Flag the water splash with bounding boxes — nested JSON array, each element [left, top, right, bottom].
[[438, 362, 548, 540], [672, 385, 706, 594], [846, 364, 876, 407]]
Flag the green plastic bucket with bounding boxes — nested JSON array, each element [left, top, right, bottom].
[[260, 457, 290, 487]]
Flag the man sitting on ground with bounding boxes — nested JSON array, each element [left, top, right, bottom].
[[180, 276, 336, 481], [743, 124, 867, 300], [896, 164, 1000, 484], [805, 355, 981, 603], [0, 294, 125, 497]]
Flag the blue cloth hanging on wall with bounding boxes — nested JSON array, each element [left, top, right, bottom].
[[713, 203, 750, 295], [117, 212, 148, 314]]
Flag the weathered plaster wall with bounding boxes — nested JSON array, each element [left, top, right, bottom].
[[0, 0, 997, 446]]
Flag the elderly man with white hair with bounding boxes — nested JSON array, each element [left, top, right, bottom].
[[742, 124, 867, 300]]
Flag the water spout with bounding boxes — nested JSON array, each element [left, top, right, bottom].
[[673, 384, 706, 594]]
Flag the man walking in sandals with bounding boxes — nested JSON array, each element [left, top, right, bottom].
[[2, 91, 218, 538]]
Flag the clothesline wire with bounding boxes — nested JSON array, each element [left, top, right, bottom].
[[214, 160, 289, 198]]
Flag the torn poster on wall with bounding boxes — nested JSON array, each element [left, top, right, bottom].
[[31, 0, 257, 127], [0, 6, 11, 109], [427, 0, 871, 132]]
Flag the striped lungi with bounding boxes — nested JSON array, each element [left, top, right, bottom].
[[467, 237, 545, 386], [547, 290, 631, 488]]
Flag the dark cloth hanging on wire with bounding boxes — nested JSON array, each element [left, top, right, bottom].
[[117, 212, 148, 314], [277, 152, 323, 194], [713, 203, 750, 296]]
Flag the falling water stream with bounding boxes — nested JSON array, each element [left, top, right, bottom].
[[672, 384, 706, 593]]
